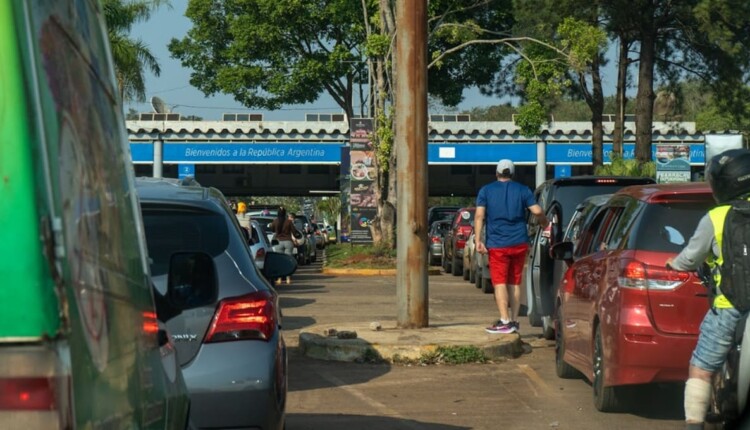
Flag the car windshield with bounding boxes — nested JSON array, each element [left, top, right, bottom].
[[554, 185, 635, 225], [142, 207, 229, 276], [632, 201, 713, 253], [429, 209, 458, 225]]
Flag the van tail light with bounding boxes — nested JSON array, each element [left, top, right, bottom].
[[0, 346, 72, 429], [205, 291, 276, 342], [618, 260, 690, 290], [255, 248, 266, 263]]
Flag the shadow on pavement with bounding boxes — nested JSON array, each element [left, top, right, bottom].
[[282, 316, 316, 331], [288, 348, 391, 392], [290, 273, 335, 282], [276, 283, 328, 294], [286, 414, 470, 430], [577, 381, 684, 420], [279, 297, 316, 309]]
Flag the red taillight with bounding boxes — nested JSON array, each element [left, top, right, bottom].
[[595, 179, 618, 184], [142, 311, 159, 335], [255, 247, 266, 262], [618, 260, 689, 290], [0, 378, 55, 410], [205, 291, 276, 342], [431, 236, 442, 243]]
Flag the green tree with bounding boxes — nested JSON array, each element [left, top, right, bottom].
[[125, 107, 140, 120], [104, 0, 167, 102], [602, 0, 750, 163], [169, 0, 369, 121]]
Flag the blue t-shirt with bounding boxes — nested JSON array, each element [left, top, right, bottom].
[[476, 180, 535, 248]]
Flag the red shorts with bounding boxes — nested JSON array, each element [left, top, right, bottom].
[[488, 244, 529, 286]]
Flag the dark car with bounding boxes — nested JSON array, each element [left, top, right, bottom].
[[293, 214, 317, 264], [526, 176, 657, 338], [429, 220, 452, 266], [136, 177, 296, 430], [442, 207, 476, 276], [551, 182, 712, 411], [428, 206, 461, 227]]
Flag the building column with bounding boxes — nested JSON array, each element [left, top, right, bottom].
[[153, 139, 163, 178], [536, 138, 546, 187]]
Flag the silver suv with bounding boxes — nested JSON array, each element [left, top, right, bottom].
[[136, 177, 296, 430]]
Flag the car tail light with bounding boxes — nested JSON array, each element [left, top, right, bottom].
[[205, 291, 276, 342], [595, 178, 617, 184], [618, 260, 690, 290], [255, 247, 266, 262], [431, 236, 442, 244], [0, 346, 71, 428]]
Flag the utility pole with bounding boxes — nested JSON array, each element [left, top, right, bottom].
[[395, 0, 428, 328]]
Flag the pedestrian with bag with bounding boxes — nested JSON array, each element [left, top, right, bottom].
[[271, 206, 295, 285], [666, 149, 750, 429], [474, 159, 549, 334]]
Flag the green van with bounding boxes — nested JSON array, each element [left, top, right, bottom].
[[0, 1, 216, 428]]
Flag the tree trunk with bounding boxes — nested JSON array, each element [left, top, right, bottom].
[[613, 36, 630, 157], [635, 30, 656, 163], [590, 56, 604, 169]]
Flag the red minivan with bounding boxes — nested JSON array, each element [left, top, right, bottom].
[[551, 182, 713, 412], [443, 207, 476, 276]]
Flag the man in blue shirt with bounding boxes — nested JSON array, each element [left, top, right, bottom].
[[475, 159, 548, 334]]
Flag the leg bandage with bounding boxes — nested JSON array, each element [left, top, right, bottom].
[[684, 378, 712, 423]]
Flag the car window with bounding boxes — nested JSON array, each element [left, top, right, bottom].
[[605, 199, 641, 250], [593, 207, 624, 251], [429, 209, 459, 225], [250, 224, 261, 243], [576, 210, 608, 257], [142, 207, 229, 276], [553, 185, 641, 225], [632, 201, 712, 253]]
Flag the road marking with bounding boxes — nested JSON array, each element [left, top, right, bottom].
[[517, 364, 553, 396]]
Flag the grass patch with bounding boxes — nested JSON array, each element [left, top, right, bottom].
[[325, 243, 397, 269], [391, 346, 488, 366]]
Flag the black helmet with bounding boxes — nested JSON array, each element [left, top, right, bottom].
[[706, 148, 750, 203]]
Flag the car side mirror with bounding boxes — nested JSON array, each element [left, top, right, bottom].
[[551, 241, 574, 263], [166, 252, 218, 310], [262, 251, 298, 280]]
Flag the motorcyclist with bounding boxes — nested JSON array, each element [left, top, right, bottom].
[[666, 148, 750, 429]]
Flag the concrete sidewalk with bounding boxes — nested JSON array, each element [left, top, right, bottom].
[[279, 268, 549, 363]]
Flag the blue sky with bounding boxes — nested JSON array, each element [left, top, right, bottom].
[[127, 3, 622, 121]]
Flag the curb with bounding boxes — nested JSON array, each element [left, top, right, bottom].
[[321, 267, 443, 276], [298, 331, 525, 363]]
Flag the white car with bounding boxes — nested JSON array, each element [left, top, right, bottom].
[[246, 220, 272, 270]]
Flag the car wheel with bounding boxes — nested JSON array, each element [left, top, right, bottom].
[[469, 263, 476, 284], [462, 264, 470, 281], [451, 253, 462, 276], [444, 253, 452, 274], [555, 304, 579, 379], [474, 269, 482, 289], [542, 315, 555, 340], [481, 277, 494, 294], [593, 325, 625, 412]]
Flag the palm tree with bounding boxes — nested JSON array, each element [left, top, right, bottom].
[[103, 0, 168, 102]]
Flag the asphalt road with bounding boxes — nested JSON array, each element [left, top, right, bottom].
[[280, 253, 685, 430]]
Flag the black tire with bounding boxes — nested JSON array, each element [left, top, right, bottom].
[[555, 304, 579, 379], [475, 269, 482, 289], [441, 254, 448, 272], [469, 263, 476, 284], [462, 263, 470, 281], [542, 316, 555, 340], [481, 277, 494, 294], [451, 253, 462, 276], [444, 253, 452, 274], [593, 326, 624, 412]]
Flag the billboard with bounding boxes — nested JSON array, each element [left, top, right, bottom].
[[349, 119, 376, 244]]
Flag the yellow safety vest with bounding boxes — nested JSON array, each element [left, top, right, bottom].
[[708, 205, 733, 309]]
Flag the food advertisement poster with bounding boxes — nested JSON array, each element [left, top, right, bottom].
[[349, 118, 376, 244], [655, 144, 691, 183]]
